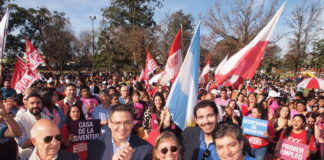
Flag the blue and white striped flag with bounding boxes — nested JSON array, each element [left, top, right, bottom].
[[166, 22, 200, 130]]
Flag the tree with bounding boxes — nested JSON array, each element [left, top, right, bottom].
[[102, 0, 163, 28], [156, 10, 194, 63], [98, 0, 163, 71], [202, 0, 281, 66], [41, 11, 76, 72], [285, 0, 323, 74], [310, 39, 324, 71], [5, 4, 52, 55]]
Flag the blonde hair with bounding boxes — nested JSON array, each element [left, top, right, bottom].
[[153, 131, 182, 160]]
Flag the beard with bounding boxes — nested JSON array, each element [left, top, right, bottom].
[[29, 108, 41, 116]]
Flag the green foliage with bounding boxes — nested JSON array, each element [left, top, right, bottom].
[[310, 39, 324, 70], [98, 0, 163, 71], [102, 0, 163, 28]]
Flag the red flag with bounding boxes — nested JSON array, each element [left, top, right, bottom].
[[144, 51, 158, 82], [224, 75, 244, 89], [215, 3, 285, 85], [199, 57, 210, 84], [159, 29, 182, 85], [26, 39, 45, 70], [11, 57, 27, 88], [14, 69, 41, 94]]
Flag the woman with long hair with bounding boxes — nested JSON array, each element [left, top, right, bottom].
[[268, 106, 291, 154], [143, 93, 166, 135], [40, 88, 65, 128], [60, 105, 87, 160], [278, 114, 317, 159], [131, 90, 145, 133], [244, 106, 274, 160], [142, 93, 177, 145]]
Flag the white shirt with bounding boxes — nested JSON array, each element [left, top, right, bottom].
[[29, 147, 58, 160], [15, 109, 50, 159], [111, 136, 131, 154]]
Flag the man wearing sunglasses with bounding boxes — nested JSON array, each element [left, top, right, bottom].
[[29, 119, 79, 160], [88, 104, 152, 160], [181, 100, 220, 160]]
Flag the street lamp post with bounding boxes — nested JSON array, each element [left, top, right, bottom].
[[89, 16, 96, 55]]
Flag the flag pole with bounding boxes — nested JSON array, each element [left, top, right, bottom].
[[180, 24, 184, 57]]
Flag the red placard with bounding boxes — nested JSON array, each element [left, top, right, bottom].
[[276, 139, 308, 160]]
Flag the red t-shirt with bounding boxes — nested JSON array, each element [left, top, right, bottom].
[[245, 121, 275, 149], [61, 125, 88, 160], [279, 130, 317, 152]]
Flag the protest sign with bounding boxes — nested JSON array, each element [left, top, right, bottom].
[[276, 139, 308, 160], [70, 119, 100, 142], [242, 116, 268, 138]]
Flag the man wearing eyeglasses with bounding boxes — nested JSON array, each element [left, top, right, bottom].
[[87, 104, 152, 160], [181, 100, 220, 160], [29, 119, 79, 160]]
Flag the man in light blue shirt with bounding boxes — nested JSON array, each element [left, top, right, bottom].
[[92, 90, 111, 133]]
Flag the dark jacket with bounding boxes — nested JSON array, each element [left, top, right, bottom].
[[181, 126, 254, 160], [181, 127, 202, 160], [56, 150, 79, 160], [87, 132, 152, 160]]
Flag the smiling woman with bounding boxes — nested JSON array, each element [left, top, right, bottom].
[[153, 131, 182, 160]]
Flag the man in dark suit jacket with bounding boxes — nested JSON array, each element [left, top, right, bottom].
[[181, 100, 253, 160], [87, 104, 152, 160], [181, 100, 220, 160]]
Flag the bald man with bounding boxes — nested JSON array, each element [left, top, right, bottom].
[[29, 119, 78, 160]]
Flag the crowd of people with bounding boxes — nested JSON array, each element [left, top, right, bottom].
[[0, 72, 323, 160]]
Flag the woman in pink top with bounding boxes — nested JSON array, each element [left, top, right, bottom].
[[40, 88, 65, 128]]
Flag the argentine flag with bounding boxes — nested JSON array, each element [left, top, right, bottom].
[[166, 23, 200, 130]]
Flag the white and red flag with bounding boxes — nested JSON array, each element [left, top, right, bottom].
[[14, 69, 42, 94], [215, 2, 285, 85], [26, 39, 45, 70], [137, 68, 145, 81], [214, 55, 228, 81], [11, 56, 42, 94], [159, 29, 182, 86], [11, 56, 27, 89], [0, 9, 9, 58], [144, 51, 158, 82], [224, 75, 244, 89], [199, 57, 210, 84]]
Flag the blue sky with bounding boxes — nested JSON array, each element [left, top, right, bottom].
[[9, 0, 323, 55], [11, 0, 291, 34]]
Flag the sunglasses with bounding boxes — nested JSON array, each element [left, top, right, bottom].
[[160, 146, 178, 154], [43, 134, 63, 143], [202, 149, 210, 159]]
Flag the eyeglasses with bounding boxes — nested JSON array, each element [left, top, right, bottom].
[[110, 120, 133, 127], [43, 134, 63, 143], [160, 146, 178, 154], [202, 149, 210, 160]]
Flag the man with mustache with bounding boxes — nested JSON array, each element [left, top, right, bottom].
[[181, 100, 220, 160], [14, 93, 50, 159]]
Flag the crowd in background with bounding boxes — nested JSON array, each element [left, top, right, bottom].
[[0, 71, 323, 160]]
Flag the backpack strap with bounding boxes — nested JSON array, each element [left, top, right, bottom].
[[306, 130, 312, 145]]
